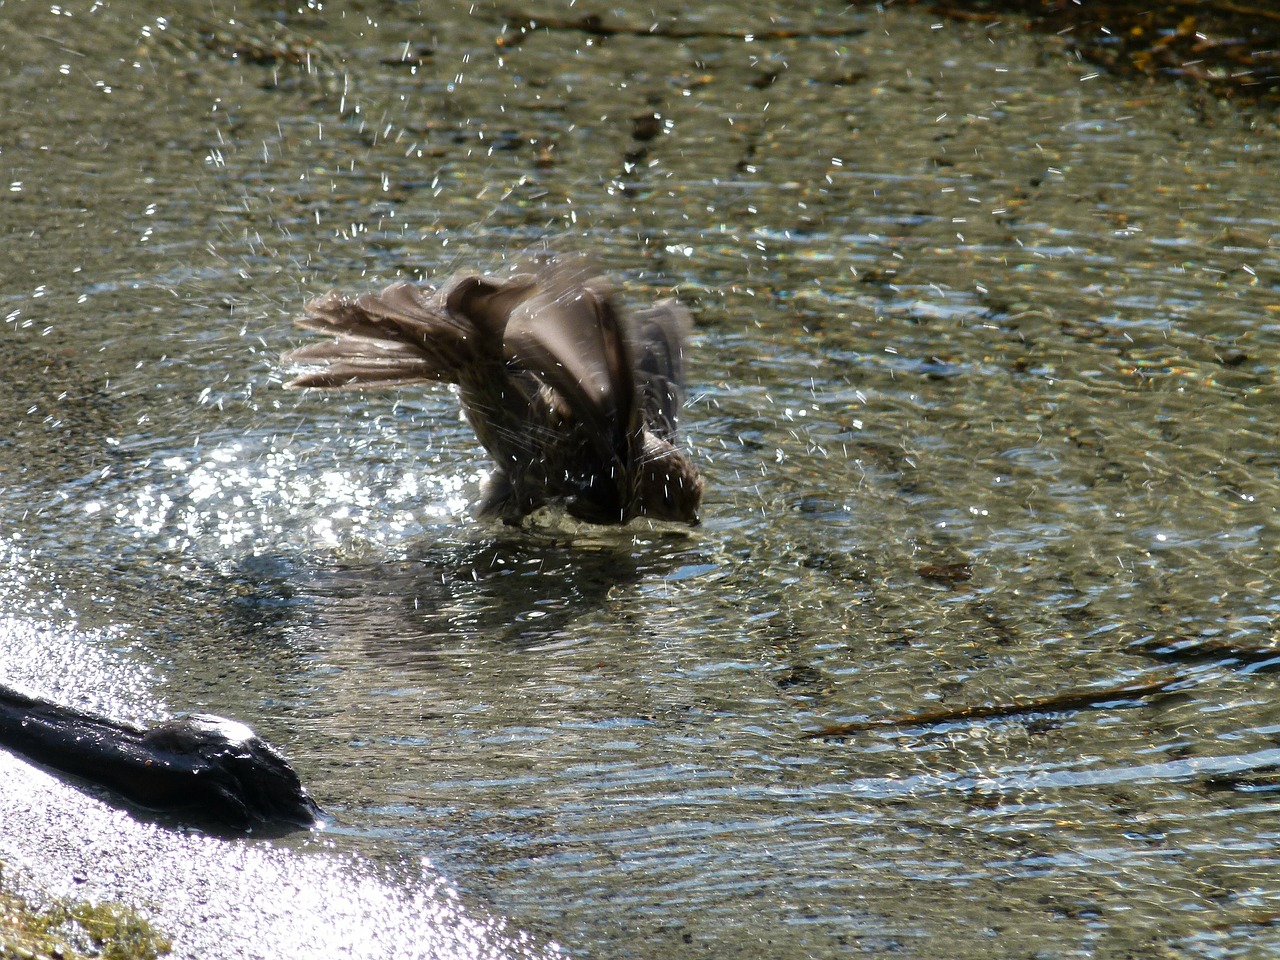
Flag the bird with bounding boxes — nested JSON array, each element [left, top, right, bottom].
[[283, 257, 703, 526]]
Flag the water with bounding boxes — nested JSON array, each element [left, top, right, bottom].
[[3, 1, 1280, 957]]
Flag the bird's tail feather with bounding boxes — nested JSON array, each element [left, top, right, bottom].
[[283, 278, 515, 390]]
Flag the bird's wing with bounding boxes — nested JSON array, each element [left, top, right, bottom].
[[626, 299, 691, 442], [498, 262, 637, 459]]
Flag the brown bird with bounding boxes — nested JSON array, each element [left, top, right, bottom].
[[283, 258, 703, 526]]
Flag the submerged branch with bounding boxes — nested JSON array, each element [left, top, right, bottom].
[[802, 671, 1188, 739], [1131, 634, 1280, 669], [496, 11, 867, 45]]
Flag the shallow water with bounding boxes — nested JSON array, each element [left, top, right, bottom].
[[3, 1, 1280, 957]]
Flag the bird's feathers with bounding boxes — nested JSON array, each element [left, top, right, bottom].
[[282, 258, 702, 524]]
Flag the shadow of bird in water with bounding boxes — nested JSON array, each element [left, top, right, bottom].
[[283, 257, 703, 526]]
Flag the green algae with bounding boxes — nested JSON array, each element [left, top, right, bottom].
[[0, 865, 170, 960]]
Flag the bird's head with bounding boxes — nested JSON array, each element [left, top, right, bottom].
[[634, 432, 703, 525]]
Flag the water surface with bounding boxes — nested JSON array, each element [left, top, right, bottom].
[[2, 2, 1280, 957]]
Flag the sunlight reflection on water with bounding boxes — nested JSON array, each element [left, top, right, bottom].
[[98, 439, 479, 556], [2, 749, 563, 960]]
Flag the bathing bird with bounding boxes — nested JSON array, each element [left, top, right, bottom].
[[284, 258, 703, 526]]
